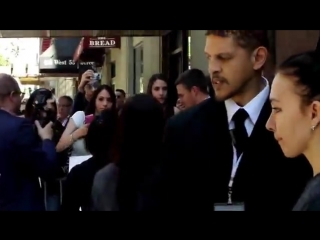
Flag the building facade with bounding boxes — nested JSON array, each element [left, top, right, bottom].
[[99, 30, 319, 102], [100, 36, 162, 96]]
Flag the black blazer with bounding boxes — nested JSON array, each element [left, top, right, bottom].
[[161, 98, 313, 211]]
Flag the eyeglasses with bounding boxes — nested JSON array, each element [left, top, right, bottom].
[[10, 90, 24, 98]]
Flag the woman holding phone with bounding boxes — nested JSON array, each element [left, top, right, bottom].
[[56, 84, 116, 156]]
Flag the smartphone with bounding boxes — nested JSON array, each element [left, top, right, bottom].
[[84, 114, 94, 124], [93, 73, 100, 81]]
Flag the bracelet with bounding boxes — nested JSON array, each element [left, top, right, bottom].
[[70, 133, 75, 143]]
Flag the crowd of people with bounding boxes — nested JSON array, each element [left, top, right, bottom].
[[1, 30, 320, 211]]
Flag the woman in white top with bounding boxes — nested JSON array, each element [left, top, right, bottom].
[[56, 85, 116, 156]]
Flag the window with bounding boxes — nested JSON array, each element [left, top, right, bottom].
[[133, 44, 144, 93], [140, 47, 143, 74], [111, 61, 116, 79]]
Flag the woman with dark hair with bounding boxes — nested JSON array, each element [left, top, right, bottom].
[[56, 85, 116, 156], [265, 51, 319, 211], [147, 73, 179, 120], [61, 109, 117, 211], [91, 94, 165, 211], [24, 88, 57, 121]]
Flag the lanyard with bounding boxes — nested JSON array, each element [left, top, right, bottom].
[[227, 146, 243, 204]]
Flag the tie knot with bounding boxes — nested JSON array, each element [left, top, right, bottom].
[[232, 108, 248, 124]]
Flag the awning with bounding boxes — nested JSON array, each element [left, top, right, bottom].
[[39, 38, 95, 74], [73, 37, 121, 62], [0, 30, 170, 38]]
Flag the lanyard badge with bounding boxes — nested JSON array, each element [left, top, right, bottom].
[[213, 149, 245, 211]]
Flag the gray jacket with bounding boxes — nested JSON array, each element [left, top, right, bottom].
[[91, 163, 119, 211]]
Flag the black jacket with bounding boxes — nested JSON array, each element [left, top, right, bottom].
[[61, 157, 106, 211]]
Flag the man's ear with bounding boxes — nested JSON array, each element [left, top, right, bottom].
[[191, 86, 199, 95], [252, 47, 268, 71], [310, 100, 320, 129]]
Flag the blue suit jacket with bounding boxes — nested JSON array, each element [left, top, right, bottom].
[[0, 110, 57, 211]]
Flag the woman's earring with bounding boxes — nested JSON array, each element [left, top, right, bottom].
[[311, 124, 319, 132]]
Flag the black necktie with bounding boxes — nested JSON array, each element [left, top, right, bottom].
[[231, 108, 249, 158]]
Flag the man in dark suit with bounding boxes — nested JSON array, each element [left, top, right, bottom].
[[161, 30, 313, 211], [175, 69, 210, 110], [0, 73, 58, 211]]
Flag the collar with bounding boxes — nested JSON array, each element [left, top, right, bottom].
[[58, 116, 69, 123], [225, 77, 270, 125], [0, 107, 16, 116]]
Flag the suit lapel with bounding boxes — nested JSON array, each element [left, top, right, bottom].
[[202, 100, 233, 157], [249, 98, 272, 144], [214, 101, 233, 166], [207, 100, 234, 187]]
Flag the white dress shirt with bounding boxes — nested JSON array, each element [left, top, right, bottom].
[[61, 118, 69, 127]]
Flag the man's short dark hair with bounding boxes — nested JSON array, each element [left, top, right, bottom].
[[59, 95, 73, 106], [206, 75, 215, 98], [116, 89, 126, 97], [175, 69, 208, 94], [205, 30, 269, 51]]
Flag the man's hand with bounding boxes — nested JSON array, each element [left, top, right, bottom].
[[73, 124, 89, 140], [35, 121, 53, 141], [78, 70, 94, 92]]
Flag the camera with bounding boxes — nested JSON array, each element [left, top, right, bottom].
[[27, 88, 70, 176]]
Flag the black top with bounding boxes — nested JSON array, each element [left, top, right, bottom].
[[61, 157, 107, 211], [293, 173, 320, 211], [72, 92, 89, 115]]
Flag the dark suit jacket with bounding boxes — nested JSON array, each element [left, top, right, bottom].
[[0, 110, 57, 211], [161, 98, 313, 211]]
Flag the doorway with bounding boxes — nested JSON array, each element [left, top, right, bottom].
[[162, 30, 189, 106], [133, 43, 144, 94]]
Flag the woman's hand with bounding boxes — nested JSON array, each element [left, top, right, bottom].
[[73, 124, 89, 140]]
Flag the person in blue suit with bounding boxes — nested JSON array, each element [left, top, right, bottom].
[[0, 73, 58, 211]]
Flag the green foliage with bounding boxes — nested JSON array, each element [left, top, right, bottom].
[[0, 54, 9, 66]]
